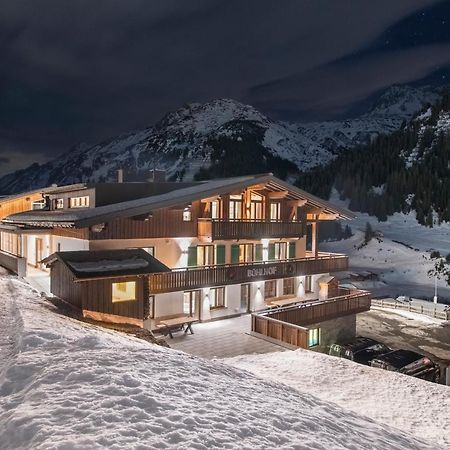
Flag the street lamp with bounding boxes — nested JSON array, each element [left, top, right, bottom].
[[433, 275, 438, 304]]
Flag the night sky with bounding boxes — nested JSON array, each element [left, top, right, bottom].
[[1, 0, 450, 176]]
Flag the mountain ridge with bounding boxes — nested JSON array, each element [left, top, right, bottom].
[[0, 84, 441, 195]]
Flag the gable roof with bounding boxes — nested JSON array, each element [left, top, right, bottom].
[[42, 249, 170, 281], [3, 174, 355, 227]]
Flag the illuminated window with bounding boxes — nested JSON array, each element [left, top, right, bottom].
[[270, 202, 281, 221], [211, 200, 220, 219], [273, 242, 287, 260], [69, 196, 89, 208], [250, 192, 263, 220], [239, 243, 254, 263], [56, 198, 64, 209], [229, 194, 243, 220], [183, 207, 192, 221], [308, 328, 320, 347], [112, 281, 136, 302], [210, 287, 226, 309], [197, 245, 214, 266]]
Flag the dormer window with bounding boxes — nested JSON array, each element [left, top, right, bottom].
[[69, 196, 89, 208]]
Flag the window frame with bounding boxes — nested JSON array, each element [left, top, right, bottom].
[[209, 286, 226, 309], [308, 328, 320, 347], [112, 281, 137, 303], [264, 280, 277, 300]]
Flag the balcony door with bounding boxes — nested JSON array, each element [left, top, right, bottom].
[[250, 192, 263, 220], [229, 194, 243, 220], [270, 202, 281, 222], [183, 290, 201, 320]]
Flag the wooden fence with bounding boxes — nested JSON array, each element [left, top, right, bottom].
[[371, 298, 449, 321], [251, 289, 371, 348]]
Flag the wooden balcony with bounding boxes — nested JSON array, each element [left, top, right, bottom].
[[149, 252, 349, 294], [251, 289, 371, 348], [198, 218, 306, 240]]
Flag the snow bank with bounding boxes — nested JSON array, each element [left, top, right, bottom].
[[226, 349, 450, 448], [0, 274, 436, 450]]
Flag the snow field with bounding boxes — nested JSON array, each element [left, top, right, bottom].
[[0, 274, 437, 450]]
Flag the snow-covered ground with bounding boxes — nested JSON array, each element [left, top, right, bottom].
[[323, 191, 450, 299], [226, 349, 450, 449], [0, 272, 441, 450]]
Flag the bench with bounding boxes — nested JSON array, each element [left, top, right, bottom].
[[157, 315, 197, 339]]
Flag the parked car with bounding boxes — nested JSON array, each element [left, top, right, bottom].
[[396, 295, 412, 303], [370, 350, 440, 382], [329, 337, 391, 365]]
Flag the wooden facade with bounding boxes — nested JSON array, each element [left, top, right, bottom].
[[49, 259, 148, 322], [88, 206, 200, 240], [149, 253, 349, 294], [0, 192, 43, 220]]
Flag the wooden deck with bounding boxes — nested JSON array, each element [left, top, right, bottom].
[[251, 289, 371, 348]]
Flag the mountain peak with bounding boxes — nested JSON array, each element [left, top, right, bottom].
[[0, 85, 441, 195]]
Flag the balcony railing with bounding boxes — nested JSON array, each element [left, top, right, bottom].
[[149, 252, 349, 294], [198, 218, 306, 240], [251, 289, 371, 348]]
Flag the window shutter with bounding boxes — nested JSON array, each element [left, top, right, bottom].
[[216, 245, 225, 265], [289, 242, 296, 259], [254, 244, 263, 262], [268, 243, 275, 261], [231, 244, 240, 264], [187, 246, 197, 267]]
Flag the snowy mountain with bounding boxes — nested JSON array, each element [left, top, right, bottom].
[[0, 85, 440, 195]]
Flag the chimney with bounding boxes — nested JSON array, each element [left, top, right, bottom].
[[149, 169, 166, 182], [117, 169, 124, 183]]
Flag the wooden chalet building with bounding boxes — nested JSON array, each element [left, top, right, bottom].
[[0, 173, 370, 347]]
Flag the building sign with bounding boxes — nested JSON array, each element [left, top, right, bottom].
[[247, 265, 278, 279]]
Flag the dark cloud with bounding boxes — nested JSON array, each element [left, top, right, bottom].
[[0, 157, 10, 164], [0, 0, 445, 172]]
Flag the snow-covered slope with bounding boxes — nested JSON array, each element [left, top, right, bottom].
[[0, 85, 439, 195], [0, 270, 438, 450], [226, 347, 450, 449]]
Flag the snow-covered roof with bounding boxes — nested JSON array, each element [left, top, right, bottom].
[[4, 174, 354, 228], [43, 249, 170, 280]]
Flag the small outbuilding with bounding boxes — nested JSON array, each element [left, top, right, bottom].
[[43, 249, 170, 327]]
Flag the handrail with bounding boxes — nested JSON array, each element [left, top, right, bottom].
[[257, 289, 370, 317], [198, 218, 302, 223]]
